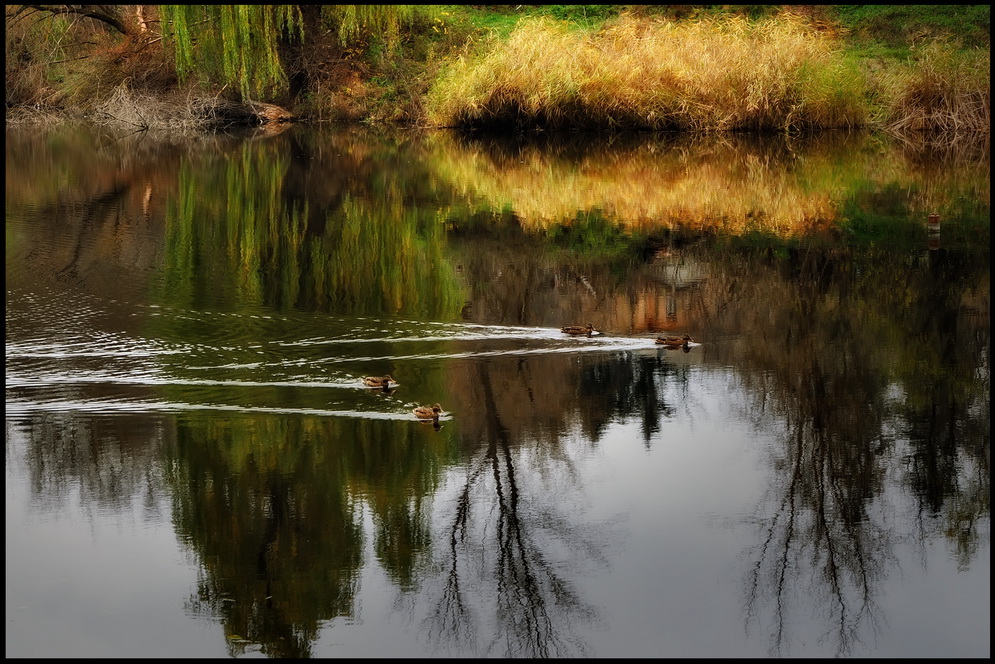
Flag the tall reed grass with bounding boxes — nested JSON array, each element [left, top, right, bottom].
[[426, 13, 868, 132], [877, 41, 990, 135]]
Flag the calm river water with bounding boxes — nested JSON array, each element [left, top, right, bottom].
[[5, 123, 990, 658]]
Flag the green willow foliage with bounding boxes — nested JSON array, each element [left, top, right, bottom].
[[160, 4, 303, 99], [157, 137, 466, 319], [322, 5, 439, 51], [159, 5, 435, 99]]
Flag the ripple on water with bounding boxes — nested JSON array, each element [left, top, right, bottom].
[[8, 289, 681, 419]]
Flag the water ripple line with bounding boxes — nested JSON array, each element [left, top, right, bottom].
[[5, 398, 449, 421]]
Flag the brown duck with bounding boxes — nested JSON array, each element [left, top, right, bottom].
[[362, 375, 394, 391], [655, 334, 693, 350], [561, 323, 596, 337], [412, 403, 443, 420]]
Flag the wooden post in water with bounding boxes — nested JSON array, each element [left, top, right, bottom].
[[927, 213, 940, 251]]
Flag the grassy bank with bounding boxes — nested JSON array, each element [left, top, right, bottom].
[[426, 13, 868, 132], [4, 5, 990, 135]]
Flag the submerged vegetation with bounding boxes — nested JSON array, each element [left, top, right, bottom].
[[4, 5, 990, 136]]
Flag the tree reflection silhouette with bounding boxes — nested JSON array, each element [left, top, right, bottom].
[[424, 369, 603, 658], [170, 417, 364, 659], [742, 419, 888, 657], [903, 248, 990, 571], [734, 246, 891, 657], [731, 240, 989, 657]]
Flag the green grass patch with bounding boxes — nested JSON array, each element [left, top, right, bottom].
[[832, 5, 990, 50]]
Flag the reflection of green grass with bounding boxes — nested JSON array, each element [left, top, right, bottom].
[[837, 176, 991, 251], [545, 210, 644, 258], [837, 183, 928, 250]]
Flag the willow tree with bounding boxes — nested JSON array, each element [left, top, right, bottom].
[[160, 5, 303, 100], [322, 5, 438, 52], [159, 5, 436, 100]]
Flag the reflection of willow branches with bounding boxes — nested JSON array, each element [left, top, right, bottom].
[[160, 151, 467, 319], [425, 370, 602, 658], [309, 192, 465, 318]]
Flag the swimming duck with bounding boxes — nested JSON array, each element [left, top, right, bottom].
[[655, 334, 693, 349], [561, 323, 596, 337], [412, 403, 443, 420], [363, 375, 394, 391]]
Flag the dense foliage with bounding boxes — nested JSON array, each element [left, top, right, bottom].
[[160, 5, 303, 99]]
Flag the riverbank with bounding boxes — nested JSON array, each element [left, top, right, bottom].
[[4, 5, 990, 135]]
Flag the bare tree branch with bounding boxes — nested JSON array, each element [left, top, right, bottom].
[[20, 4, 130, 35]]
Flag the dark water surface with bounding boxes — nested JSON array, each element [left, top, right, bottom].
[[6, 123, 989, 658]]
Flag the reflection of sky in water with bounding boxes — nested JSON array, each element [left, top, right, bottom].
[[5, 274, 989, 656], [573, 379, 771, 657], [6, 354, 990, 658], [5, 124, 988, 659], [4, 437, 224, 657]]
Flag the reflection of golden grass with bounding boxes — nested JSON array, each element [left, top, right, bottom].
[[427, 132, 857, 235], [426, 130, 990, 236]]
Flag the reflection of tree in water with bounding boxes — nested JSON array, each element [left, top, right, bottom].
[[732, 246, 893, 657], [9, 412, 169, 525], [900, 248, 990, 571], [741, 410, 889, 657], [170, 417, 364, 659], [575, 352, 682, 448], [425, 367, 611, 658], [728, 241, 989, 657]]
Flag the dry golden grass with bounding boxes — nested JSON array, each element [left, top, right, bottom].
[[427, 13, 868, 131], [878, 42, 990, 135]]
